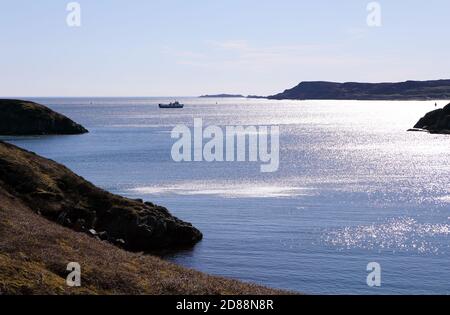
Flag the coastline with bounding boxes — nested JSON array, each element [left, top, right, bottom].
[[0, 140, 291, 295], [1, 97, 448, 294], [0, 99, 292, 294], [0, 187, 289, 295]]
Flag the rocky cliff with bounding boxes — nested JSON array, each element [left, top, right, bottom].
[[269, 80, 450, 100], [412, 103, 450, 134], [0, 141, 202, 251], [0, 160, 282, 294], [0, 99, 88, 135]]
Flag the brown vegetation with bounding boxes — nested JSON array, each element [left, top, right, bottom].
[[0, 141, 288, 295], [0, 187, 286, 294], [0, 141, 202, 251], [0, 99, 88, 135]]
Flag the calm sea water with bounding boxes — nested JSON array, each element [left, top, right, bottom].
[[3, 97, 450, 294]]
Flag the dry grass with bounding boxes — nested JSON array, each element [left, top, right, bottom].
[[0, 141, 202, 251], [0, 187, 290, 295], [0, 141, 292, 295]]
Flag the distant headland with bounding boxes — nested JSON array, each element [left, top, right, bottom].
[[268, 79, 450, 100], [200, 94, 266, 99], [201, 79, 450, 101], [0, 99, 88, 135]]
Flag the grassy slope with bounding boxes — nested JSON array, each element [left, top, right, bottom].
[[0, 188, 287, 295], [0, 141, 202, 252], [0, 99, 88, 135]]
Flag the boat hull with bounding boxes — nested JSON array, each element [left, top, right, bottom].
[[159, 104, 184, 109]]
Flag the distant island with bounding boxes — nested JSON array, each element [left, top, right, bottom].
[[247, 95, 267, 99], [200, 94, 267, 99], [268, 79, 450, 100], [200, 94, 245, 98]]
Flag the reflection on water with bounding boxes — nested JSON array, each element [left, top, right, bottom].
[[4, 97, 450, 294], [322, 217, 450, 254], [129, 182, 312, 198]]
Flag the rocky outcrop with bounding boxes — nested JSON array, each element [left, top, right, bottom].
[[0, 141, 202, 251], [412, 103, 450, 134], [269, 80, 450, 100], [0, 99, 88, 135], [0, 178, 282, 295]]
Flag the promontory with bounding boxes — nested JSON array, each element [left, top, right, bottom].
[[269, 79, 450, 100], [0, 141, 289, 294], [0, 99, 88, 135], [411, 103, 450, 134]]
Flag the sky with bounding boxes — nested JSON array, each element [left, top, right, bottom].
[[0, 0, 449, 97]]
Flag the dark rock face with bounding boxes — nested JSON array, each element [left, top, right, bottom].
[[269, 80, 450, 100], [0, 99, 88, 135], [413, 103, 450, 134], [0, 141, 202, 251]]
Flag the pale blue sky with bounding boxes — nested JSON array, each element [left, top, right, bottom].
[[1, 0, 449, 96]]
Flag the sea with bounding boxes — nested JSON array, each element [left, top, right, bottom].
[[3, 97, 450, 294]]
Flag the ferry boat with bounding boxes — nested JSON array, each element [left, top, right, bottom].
[[159, 101, 184, 109]]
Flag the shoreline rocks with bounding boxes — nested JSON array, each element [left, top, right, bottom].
[[0, 99, 88, 135], [412, 103, 450, 134], [0, 141, 203, 251]]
